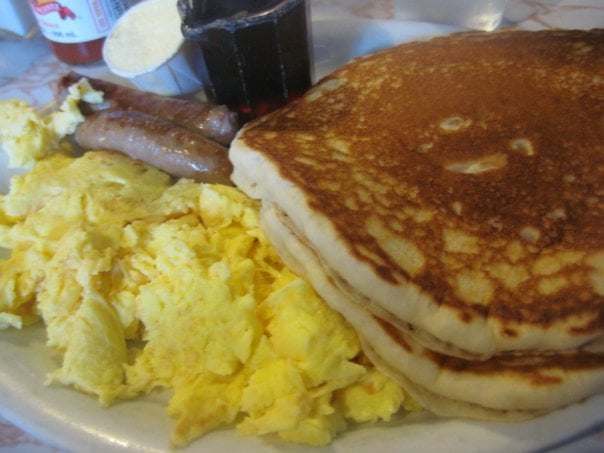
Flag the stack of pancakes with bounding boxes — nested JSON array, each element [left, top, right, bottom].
[[230, 29, 604, 420]]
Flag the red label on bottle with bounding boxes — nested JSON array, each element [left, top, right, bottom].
[[31, 2, 77, 20], [29, 0, 128, 44], [30, 1, 61, 15]]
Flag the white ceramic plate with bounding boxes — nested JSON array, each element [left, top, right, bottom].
[[1, 18, 604, 453]]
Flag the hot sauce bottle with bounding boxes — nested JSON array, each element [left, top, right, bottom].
[[29, 0, 130, 64]]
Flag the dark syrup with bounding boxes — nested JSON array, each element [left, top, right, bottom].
[[179, 0, 312, 123]]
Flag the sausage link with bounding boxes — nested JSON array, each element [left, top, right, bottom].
[[75, 110, 233, 185], [57, 72, 238, 145]]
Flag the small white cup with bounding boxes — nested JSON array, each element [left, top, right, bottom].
[[103, 0, 203, 96]]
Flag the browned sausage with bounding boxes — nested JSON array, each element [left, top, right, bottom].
[[57, 72, 238, 145], [75, 110, 233, 185]]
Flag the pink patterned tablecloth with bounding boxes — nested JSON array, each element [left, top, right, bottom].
[[0, 1, 603, 452]]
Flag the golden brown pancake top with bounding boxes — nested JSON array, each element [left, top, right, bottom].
[[240, 29, 604, 333]]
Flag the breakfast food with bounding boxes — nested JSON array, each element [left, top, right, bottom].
[[75, 110, 233, 184], [1, 75, 234, 185], [230, 29, 604, 419], [102, 0, 183, 77], [57, 72, 238, 145], [0, 96, 418, 447], [0, 78, 102, 168], [0, 154, 419, 446], [52, 72, 237, 184]]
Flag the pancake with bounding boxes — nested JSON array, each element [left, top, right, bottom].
[[229, 29, 604, 417], [261, 203, 604, 418]]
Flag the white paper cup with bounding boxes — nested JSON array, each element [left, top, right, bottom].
[[103, 0, 203, 96]]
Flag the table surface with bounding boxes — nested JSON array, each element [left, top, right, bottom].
[[1, 0, 603, 451]]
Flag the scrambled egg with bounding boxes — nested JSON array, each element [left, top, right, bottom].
[[0, 99, 419, 447], [0, 79, 101, 168]]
